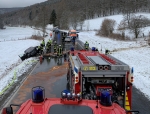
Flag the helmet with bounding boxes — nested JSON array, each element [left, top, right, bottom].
[[59, 45, 61, 47], [54, 41, 56, 43]]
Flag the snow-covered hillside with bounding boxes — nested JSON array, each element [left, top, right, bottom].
[[82, 13, 150, 39], [0, 13, 150, 99]]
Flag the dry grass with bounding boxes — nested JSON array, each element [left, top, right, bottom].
[[29, 35, 44, 40]]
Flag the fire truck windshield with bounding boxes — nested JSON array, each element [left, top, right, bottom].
[[48, 104, 93, 114], [70, 32, 76, 34]]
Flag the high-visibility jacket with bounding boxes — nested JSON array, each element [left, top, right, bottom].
[[42, 40, 45, 46], [38, 46, 43, 51], [47, 40, 52, 47], [48, 39, 52, 44], [54, 44, 57, 49], [57, 47, 62, 55], [85, 42, 89, 49]]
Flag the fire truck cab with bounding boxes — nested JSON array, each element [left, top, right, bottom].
[[68, 29, 78, 39], [67, 48, 133, 111]]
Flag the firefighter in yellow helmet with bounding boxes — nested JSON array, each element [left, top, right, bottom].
[[84, 41, 89, 50], [41, 39, 45, 47]]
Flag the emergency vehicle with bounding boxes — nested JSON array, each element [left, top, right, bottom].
[[67, 48, 134, 111], [2, 86, 139, 114], [68, 29, 78, 39]]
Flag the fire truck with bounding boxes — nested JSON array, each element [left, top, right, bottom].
[[68, 29, 78, 39], [67, 48, 134, 111], [2, 86, 139, 114]]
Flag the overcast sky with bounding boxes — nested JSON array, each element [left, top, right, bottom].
[[0, 0, 47, 8]]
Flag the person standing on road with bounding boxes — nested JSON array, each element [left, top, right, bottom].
[[38, 45, 43, 54], [84, 41, 89, 50], [53, 41, 58, 53], [105, 48, 110, 55], [41, 39, 45, 47], [57, 45, 63, 56]]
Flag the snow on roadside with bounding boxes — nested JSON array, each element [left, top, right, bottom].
[[0, 26, 43, 94], [0, 57, 38, 93], [79, 31, 147, 52], [0, 40, 40, 79]]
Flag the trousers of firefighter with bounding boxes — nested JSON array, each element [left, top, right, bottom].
[[46, 39, 52, 53], [54, 45, 63, 57]]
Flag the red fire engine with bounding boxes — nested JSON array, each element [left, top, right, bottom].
[[67, 48, 134, 111], [2, 86, 139, 114]]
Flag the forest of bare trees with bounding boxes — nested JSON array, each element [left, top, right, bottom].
[[1, 0, 150, 30]]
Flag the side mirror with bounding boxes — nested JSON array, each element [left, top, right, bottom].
[[2, 107, 13, 114]]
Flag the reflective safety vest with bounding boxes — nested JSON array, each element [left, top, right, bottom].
[[42, 40, 45, 46], [54, 44, 57, 49], [57, 47, 62, 55], [38, 46, 43, 51], [85, 43, 89, 48], [48, 40, 52, 44]]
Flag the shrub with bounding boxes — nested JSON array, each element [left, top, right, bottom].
[[99, 19, 116, 37]]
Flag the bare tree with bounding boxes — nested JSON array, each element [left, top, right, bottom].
[[117, 20, 128, 39], [128, 15, 145, 38], [0, 17, 4, 29]]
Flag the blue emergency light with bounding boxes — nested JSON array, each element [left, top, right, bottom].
[[61, 90, 70, 98], [92, 47, 95, 51], [71, 47, 74, 51], [32, 86, 45, 103], [100, 91, 112, 106], [131, 67, 134, 74]]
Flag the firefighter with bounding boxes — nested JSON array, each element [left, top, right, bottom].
[[84, 41, 89, 50], [62, 33, 66, 42], [47, 39, 52, 53], [105, 48, 110, 55], [41, 39, 45, 47], [47, 39, 52, 46], [37, 45, 43, 54], [57, 45, 63, 56], [53, 41, 57, 53], [95, 47, 98, 51]]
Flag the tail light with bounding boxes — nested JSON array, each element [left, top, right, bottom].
[[75, 76, 79, 83], [128, 67, 134, 83]]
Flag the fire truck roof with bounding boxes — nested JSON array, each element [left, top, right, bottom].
[[69, 50, 130, 76]]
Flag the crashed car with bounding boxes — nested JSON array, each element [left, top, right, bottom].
[[65, 36, 73, 42], [19, 46, 38, 61]]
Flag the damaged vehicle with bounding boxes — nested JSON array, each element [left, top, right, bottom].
[[19, 46, 39, 61]]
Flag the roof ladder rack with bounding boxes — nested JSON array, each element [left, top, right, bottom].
[[99, 53, 116, 65], [78, 53, 89, 64]]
